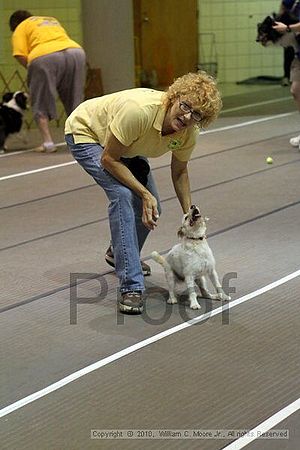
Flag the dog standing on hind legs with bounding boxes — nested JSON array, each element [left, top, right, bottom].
[[151, 205, 231, 310]]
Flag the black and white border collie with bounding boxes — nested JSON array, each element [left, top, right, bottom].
[[0, 91, 28, 152]]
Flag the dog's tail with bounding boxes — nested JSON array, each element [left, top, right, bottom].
[[151, 251, 169, 269], [151, 251, 185, 282]]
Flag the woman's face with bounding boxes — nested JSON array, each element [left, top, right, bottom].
[[163, 98, 201, 134]]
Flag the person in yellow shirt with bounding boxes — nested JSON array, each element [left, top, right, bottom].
[[9, 10, 86, 152], [65, 72, 222, 314]]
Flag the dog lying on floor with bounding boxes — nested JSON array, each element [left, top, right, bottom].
[[151, 205, 231, 310], [0, 91, 28, 152], [256, 11, 300, 48]]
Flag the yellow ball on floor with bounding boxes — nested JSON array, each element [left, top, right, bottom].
[[266, 156, 273, 164]]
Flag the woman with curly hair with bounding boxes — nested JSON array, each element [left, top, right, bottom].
[[65, 71, 222, 314]]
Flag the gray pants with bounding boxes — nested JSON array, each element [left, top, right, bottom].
[[27, 48, 86, 120]]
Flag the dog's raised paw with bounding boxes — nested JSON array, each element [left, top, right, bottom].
[[167, 297, 177, 304]]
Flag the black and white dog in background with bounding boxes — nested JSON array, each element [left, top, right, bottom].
[[256, 11, 300, 49], [0, 91, 28, 152]]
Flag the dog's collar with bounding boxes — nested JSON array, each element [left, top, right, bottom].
[[186, 235, 206, 241]]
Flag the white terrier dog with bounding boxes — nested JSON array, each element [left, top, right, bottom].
[[151, 205, 231, 310]]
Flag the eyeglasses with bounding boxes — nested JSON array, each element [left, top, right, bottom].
[[179, 101, 202, 122]]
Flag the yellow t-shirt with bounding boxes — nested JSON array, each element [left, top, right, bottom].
[[65, 88, 198, 162], [12, 16, 81, 63]]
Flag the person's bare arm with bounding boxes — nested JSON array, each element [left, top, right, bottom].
[[171, 153, 192, 214], [14, 55, 27, 68], [273, 21, 300, 32]]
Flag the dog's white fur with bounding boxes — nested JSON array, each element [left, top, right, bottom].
[[151, 205, 231, 309], [274, 32, 298, 49], [2, 91, 28, 114]]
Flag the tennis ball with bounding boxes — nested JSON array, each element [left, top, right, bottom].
[[266, 156, 273, 164]]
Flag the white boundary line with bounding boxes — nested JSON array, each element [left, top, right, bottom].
[[0, 149, 30, 157], [220, 96, 291, 114], [0, 268, 299, 419], [0, 161, 76, 181], [0, 112, 296, 182], [0, 141, 66, 158], [202, 112, 294, 135], [224, 397, 300, 449]]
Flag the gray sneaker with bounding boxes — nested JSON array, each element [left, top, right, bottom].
[[119, 291, 143, 314], [105, 246, 151, 276]]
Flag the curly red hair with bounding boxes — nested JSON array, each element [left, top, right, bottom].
[[163, 72, 222, 128]]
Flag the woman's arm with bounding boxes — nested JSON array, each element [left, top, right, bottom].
[[273, 20, 300, 32], [171, 153, 192, 214], [14, 55, 27, 68], [101, 131, 159, 230]]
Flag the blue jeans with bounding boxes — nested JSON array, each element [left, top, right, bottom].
[[65, 134, 161, 293]]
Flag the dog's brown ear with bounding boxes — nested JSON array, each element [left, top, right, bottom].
[[177, 226, 185, 238]]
